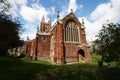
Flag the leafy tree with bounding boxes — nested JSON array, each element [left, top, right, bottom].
[[0, 0, 23, 55], [94, 23, 120, 62]]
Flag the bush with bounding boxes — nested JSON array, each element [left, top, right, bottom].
[[15, 52, 26, 58]]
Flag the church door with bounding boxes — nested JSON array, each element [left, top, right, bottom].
[[77, 49, 85, 62]]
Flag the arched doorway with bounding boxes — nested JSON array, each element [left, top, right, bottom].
[[77, 49, 85, 62], [78, 49, 85, 57]]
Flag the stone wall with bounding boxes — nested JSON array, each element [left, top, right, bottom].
[[36, 35, 51, 59]]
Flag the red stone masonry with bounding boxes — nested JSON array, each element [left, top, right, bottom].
[[26, 11, 90, 64]]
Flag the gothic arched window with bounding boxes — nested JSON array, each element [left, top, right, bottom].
[[43, 26, 45, 31], [64, 20, 80, 43]]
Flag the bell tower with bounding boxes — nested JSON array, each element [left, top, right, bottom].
[[40, 16, 51, 33], [35, 15, 51, 60]]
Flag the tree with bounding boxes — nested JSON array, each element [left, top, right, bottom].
[[0, 0, 11, 18], [94, 23, 120, 62], [0, 0, 23, 55]]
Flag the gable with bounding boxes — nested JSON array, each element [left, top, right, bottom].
[[51, 12, 82, 33], [62, 13, 81, 28]]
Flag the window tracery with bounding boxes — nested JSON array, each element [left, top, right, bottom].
[[64, 20, 80, 43]]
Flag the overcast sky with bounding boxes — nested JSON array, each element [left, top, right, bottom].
[[7, 0, 120, 41]]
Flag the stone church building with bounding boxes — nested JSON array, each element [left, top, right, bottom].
[[26, 10, 90, 64]]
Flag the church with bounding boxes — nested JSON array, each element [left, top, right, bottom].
[[26, 10, 90, 64]]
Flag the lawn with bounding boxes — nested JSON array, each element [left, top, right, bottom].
[[0, 55, 120, 80]]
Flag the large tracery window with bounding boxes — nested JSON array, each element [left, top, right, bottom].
[[64, 20, 80, 42]]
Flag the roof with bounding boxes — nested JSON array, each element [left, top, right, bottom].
[[50, 12, 80, 32]]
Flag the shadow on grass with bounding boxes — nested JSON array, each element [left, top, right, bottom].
[[0, 56, 120, 80]]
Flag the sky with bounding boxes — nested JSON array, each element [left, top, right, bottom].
[[7, 0, 120, 41]]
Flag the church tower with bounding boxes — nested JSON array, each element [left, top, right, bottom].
[[34, 16, 51, 60], [40, 16, 50, 33]]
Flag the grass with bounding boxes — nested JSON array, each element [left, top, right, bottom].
[[91, 54, 102, 63], [0, 55, 120, 80]]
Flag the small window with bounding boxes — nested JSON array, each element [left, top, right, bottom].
[[45, 26, 47, 31], [43, 27, 45, 31]]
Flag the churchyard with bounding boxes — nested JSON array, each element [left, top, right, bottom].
[[0, 54, 120, 80]]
